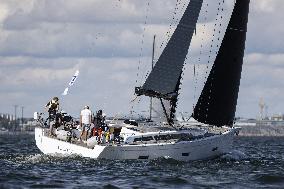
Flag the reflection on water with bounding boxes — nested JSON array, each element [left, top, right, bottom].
[[1, 134, 284, 188]]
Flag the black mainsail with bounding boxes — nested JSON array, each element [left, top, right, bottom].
[[193, 0, 250, 127], [136, 0, 203, 124]]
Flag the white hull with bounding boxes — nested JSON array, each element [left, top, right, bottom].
[[35, 127, 239, 161]]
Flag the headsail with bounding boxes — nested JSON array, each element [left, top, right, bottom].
[[135, 0, 203, 100], [193, 0, 250, 126]]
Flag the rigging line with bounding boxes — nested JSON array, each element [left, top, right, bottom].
[[204, 0, 223, 77], [136, 1, 151, 87], [191, 2, 209, 114], [159, 98, 177, 130], [110, 0, 122, 58], [202, 0, 224, 82], [139, 5, 153, 88], [165, 0, 186, 47], [175, 0, 199, 113], [177, 2, 209, 115], [159, 0, 181, 50], [130, 1, 150, 114], [175, 0, 188, 26], [203, 0, 226, 118], [194, 0, 225, 118], [174, 0, 191, 73], [130, 96, 142, 117]]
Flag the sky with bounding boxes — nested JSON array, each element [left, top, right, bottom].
[[0, 0, 283, 119]]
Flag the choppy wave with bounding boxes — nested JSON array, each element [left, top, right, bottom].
[[1, 135, 284, 188], [256, 175, 284, 184], [221, 150, 248, 161]]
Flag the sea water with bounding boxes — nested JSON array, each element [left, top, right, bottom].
[[1, 134, 284, 189]]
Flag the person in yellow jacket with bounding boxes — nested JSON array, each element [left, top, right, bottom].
[[105, 131, 110, 143]]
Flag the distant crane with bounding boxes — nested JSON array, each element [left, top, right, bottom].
[[14, 105, 18, 131], [264, 104, 269, 119], [21, 106, 24, 127], [259, 98, 266, 120]]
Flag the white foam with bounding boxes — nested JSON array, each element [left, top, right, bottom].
[[16, 153, 81, 164], [221, 150, 248, 161]]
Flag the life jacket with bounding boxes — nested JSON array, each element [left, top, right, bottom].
[[92, 127, 98, 136], [106, 132, 110, 141], [46, 100, 59, 115], [98, 127, 103, 136]]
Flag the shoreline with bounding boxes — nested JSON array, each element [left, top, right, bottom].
[[0, 131, 35, 135], [238, 125, 284, 137]]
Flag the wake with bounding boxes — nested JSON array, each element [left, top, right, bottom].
[[221, 150, 248, 161]]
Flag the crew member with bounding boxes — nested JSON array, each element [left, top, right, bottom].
[[80, 105, 92, 141], [45, 97, 60, 136], [45, 97, 59, 116], [97, 126, 103, 144], [93, 110, 103, 128]]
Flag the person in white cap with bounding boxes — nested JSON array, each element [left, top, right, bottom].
[[79, 105, 92, 141]]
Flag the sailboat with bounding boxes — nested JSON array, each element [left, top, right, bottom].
[[35, 0, 250, 161]]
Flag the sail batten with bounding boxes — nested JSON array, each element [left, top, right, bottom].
[[136, 0, 204, 99], [193, 0, 250, 127]]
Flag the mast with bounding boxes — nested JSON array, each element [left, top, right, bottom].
[[193, 0, 250, 127], [149, 35, 156, 121], [136, 0, 204, 125]]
